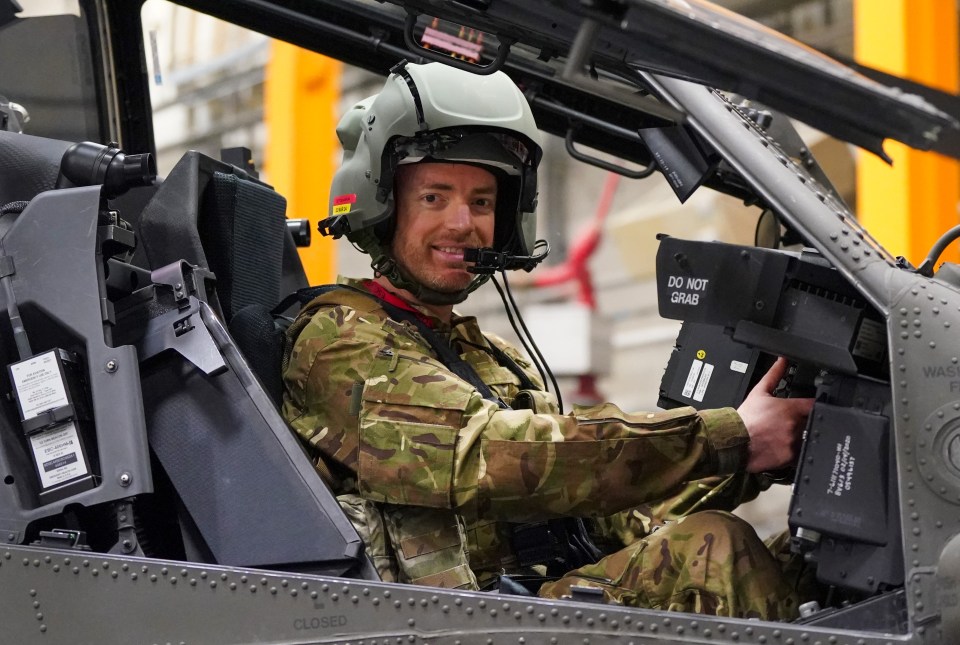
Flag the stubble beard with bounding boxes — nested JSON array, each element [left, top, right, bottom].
[[392, 239, 477, 294]]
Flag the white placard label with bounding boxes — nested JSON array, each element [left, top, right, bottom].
[[682, 359, 704, 398], [29, 422, 88, 489], [693, 363, 714, 402], [10, 351, 69, 420], [825, 434, 856, 498], [730, 360, 748, 374]]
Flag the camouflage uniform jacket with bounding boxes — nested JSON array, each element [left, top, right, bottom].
[[281, 277, 752, 590]]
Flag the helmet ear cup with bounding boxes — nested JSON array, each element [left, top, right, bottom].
[[373, 216, 395, 248], [492, 172, 523, 254], [371, 166, 400, 248]]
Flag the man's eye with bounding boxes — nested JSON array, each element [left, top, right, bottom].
[[475, 198, 493, 208], [423, 194, 439, 203]]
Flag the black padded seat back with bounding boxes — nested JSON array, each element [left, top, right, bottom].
[[200, 171, 286, 319], [227, 227, 311, 407], [138, 152, 208, 270], [228, 303, 286, 406], [138, 151, 290, 321], [280, 229, 310, 296]]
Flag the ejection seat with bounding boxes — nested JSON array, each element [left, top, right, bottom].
[[0, 131, 374, 579], [136, 151, 306, 403], [131, 150, 372, 576]]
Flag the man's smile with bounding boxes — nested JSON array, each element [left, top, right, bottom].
[[431, 244, 470, 263]]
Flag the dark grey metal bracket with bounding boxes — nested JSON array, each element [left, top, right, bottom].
[[0, 251, 30, 357], [151, 260, 216, 311], [107, 498, 144, 557], [0, 187, 152, 541], [136, 295, 226, 376]]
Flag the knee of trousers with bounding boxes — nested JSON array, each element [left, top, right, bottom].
[[661, 510, 779, 583], [670, 510, 759, 543]]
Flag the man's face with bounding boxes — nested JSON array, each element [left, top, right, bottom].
[[390, 162, 497, 294]]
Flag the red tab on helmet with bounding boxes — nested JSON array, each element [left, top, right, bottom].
[[333, 193, 357, 215]]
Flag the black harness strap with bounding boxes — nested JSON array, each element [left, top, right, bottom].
[[380, 302, 509, 409], [484, 340, 539, 392]]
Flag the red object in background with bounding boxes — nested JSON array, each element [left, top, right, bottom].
[[531, 172, 620, 310], [529, 172, 620, 404]]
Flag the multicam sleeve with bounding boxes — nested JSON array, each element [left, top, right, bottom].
[[590, 472, 772, 549], [282, 302, 389, 478], [356, 343, 750, 524]]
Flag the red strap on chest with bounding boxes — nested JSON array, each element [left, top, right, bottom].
[[363, 280, 436, 328]]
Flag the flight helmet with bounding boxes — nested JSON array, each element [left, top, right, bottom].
[[318, 60, 543, 304]]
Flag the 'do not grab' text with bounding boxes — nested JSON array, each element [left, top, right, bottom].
[[667, 276, 710, 306]]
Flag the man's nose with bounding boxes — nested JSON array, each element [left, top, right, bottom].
[[444, 200, 473, 232]]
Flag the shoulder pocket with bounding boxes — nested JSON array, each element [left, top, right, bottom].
[[463, 349, 521, 389], [357, 347, 473, 508]]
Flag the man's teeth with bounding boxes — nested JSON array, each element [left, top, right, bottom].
[[436, 247, 462, 254]]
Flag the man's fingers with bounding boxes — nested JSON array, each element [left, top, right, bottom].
[[753, 356, 788, 394]]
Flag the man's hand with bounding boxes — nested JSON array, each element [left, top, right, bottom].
[[736, 357, 814, 473]]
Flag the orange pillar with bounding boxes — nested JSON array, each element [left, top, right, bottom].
[[854, 0, 960, 266], [264, 40, 342, 284]]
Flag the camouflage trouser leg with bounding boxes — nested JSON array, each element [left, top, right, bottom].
[[538, 510, 801, 620]]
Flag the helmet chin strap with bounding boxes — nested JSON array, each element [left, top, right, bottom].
[[371, 253, 490, 306]]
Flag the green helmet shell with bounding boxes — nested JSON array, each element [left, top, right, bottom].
[[326, 61, 543, 300]]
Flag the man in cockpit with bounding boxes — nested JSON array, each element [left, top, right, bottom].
[[282, 61, 814, 619]]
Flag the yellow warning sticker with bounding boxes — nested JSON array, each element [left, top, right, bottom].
[[696, 349, 706, 360], [332, 193, 356, 216]]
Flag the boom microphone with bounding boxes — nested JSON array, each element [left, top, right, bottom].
[[464, 240, 550, 274]]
